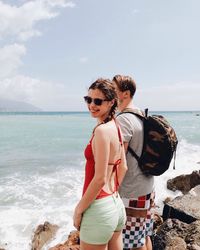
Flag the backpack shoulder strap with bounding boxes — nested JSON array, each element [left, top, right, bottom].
[[116, 108, 148, 164], [127, 145, 140, 161], [117, 108, 148, 121]]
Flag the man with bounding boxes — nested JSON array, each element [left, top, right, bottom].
[[112, 75, 155, 250]]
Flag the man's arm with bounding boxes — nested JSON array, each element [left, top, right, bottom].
[[123, 141, 129, 153]]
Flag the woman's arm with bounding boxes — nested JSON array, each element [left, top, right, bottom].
[[73, 126, 109, 229]]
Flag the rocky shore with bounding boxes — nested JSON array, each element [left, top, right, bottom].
[[1, 171, 200, 250], [153, 170, 200, 249]]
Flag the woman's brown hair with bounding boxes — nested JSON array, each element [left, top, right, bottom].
[[89, 78, 118, 122]]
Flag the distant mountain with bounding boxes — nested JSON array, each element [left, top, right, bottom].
[[0, 98, 42, 112]]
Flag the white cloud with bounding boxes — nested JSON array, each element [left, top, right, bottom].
[[136, 82, 200, 111], [79, 57, 88, 63], [46, 0, 76, 8], [0, 0, 75, 41], [0, 0, 78, 111], [0, 74, 74, 110], [0, 0, 75, 93], [0, 44, 26, 79], [131, 9, 140, 15]]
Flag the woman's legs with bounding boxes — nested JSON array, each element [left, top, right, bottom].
[[80, 240, 107, 250], [128, 236, 152, 250], [108, 231, 123, 250], [146, 236, 152, 250]]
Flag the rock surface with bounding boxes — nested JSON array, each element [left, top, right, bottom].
[[167, 170, 200, 194], [153, 219, 200, 250], [49, 230, 80, 250], [153, 171, 200, 249], [31, 221, 59, 250], [153, 212, 163, 232], [165, 236, 187, 250], [163, 185, 200, 223]]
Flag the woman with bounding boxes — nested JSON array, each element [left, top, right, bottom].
[[73, 78, 127, 250]]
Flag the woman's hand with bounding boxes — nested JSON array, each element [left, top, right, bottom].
[[73, 205, 83, 231]]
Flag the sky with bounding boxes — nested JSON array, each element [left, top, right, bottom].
[[0, 0, 200, 111]]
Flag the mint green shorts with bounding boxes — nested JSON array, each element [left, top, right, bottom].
[[80, 193, 126, 245]]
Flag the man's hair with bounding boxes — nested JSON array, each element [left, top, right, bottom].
[[112, 75, 136, 98]]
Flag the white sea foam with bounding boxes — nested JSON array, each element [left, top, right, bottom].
[[154, 139, 200, 213], [0, 167, 84, 249]]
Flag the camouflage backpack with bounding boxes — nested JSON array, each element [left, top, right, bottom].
[[118, 109, 178, 176]]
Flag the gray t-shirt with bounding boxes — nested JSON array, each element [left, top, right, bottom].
[[117, 109, 154, 198]]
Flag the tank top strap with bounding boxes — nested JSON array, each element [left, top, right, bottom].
[[108, 158, 121, 192], [89, 133, 94, 143], [107, 119, 123, 192], [90, 122, 104, 143], [114, 118, 123, 146]]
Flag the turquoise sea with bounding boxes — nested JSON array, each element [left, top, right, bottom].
[[0, 111, 200, 249]]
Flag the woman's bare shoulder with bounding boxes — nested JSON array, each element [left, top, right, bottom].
[[95, 122, 115, 136]]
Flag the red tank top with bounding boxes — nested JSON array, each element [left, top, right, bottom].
[[82, 120, 123, 199]]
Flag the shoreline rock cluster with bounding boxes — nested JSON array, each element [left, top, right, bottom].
[[1, 171, 199, 250], [153, 170, 200, 249]]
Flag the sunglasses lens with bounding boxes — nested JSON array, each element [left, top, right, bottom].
[[84, 96, 107, 106], [84, 96, 92, 104], [94, 99, 103, 105]]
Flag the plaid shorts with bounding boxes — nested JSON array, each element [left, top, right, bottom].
[[122, 192, 155, 249]]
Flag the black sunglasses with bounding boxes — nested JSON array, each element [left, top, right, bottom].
[[84, 96, 109, 106]]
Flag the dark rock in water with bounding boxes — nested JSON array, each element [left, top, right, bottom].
[[31, 221, 59, 250], [153, 219, 200, 250], [163, 185, 200, 223], [167, 171, 200, 194]]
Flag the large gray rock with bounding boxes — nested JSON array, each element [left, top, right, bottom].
[[167, 171, 200, 194], [31, 221, 59, 250], [163, 185, 200, 223], [153, 219, 200, 250]]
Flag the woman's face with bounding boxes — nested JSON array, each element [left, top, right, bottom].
[[86, 88, 113, 122]]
